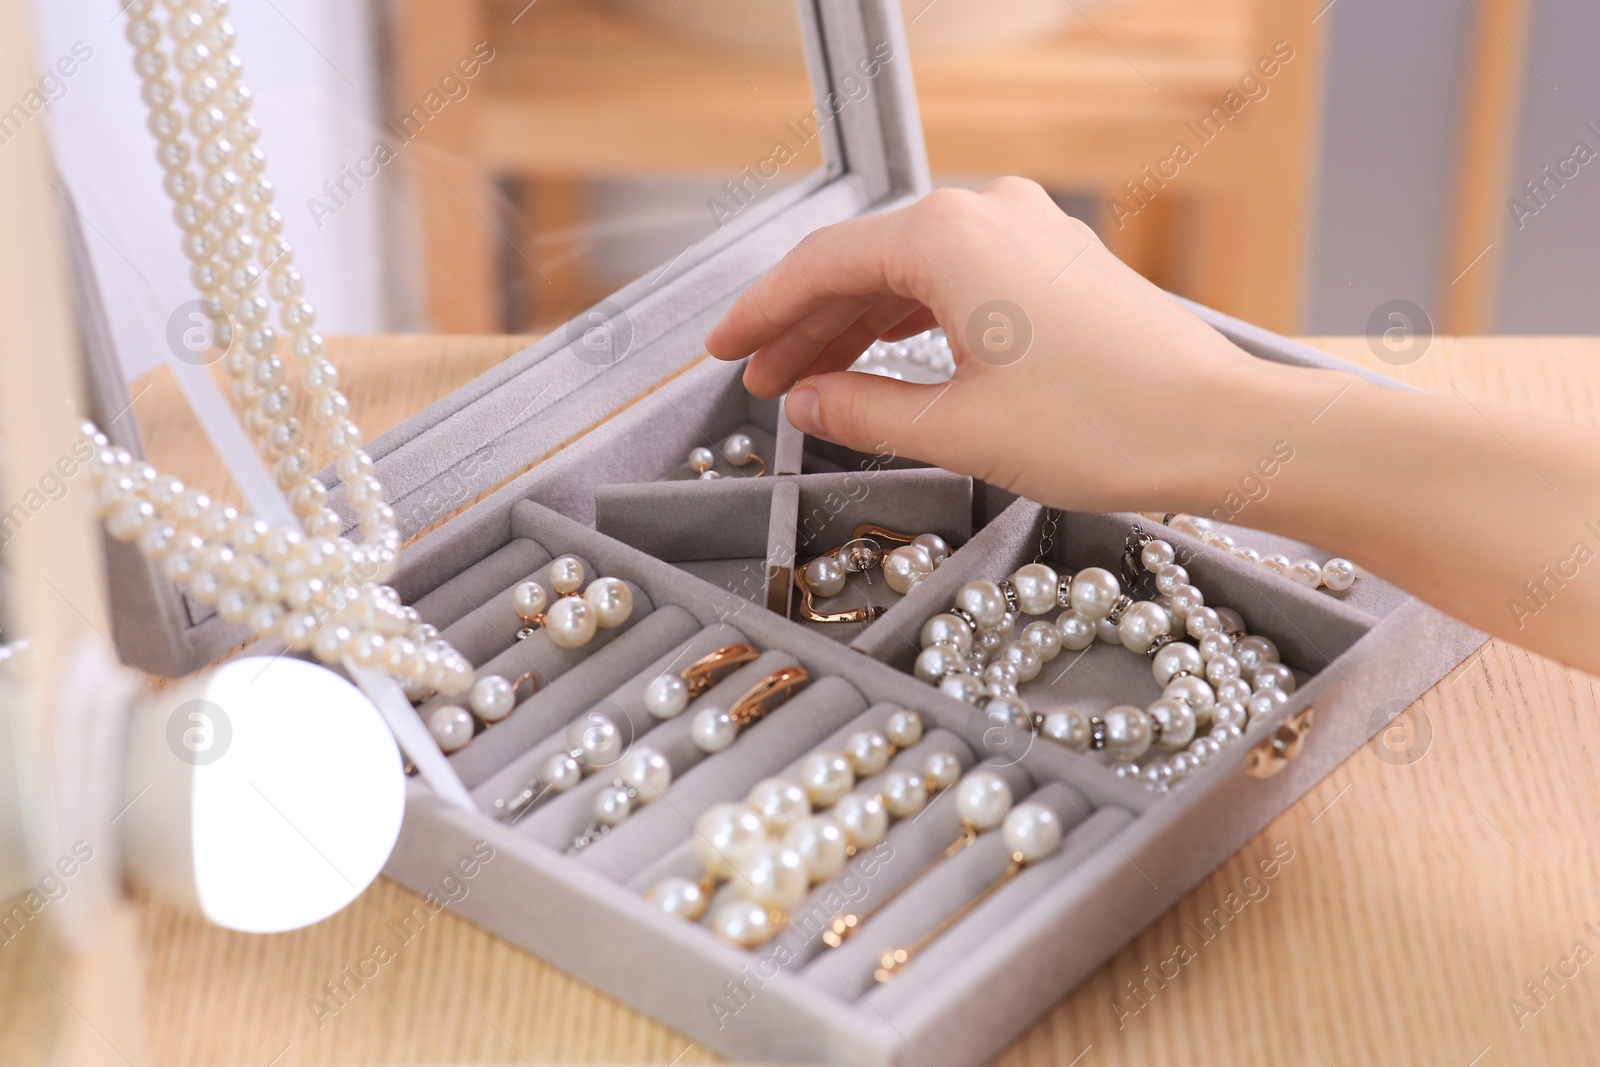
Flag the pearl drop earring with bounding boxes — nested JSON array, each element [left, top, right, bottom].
[[566, 747, 675, 852], [642, 642, 761, 720], [493, 708, 630, 823], [649, 709, 966, 948], [796, 525, 951, 624], [424, 671, 538, 754], [687, 433, 767, 480], [823, 767, 1012, 947], [873, 800, 1064, 982], [512, 555, 635, 648], [689, 665, 810, 753]]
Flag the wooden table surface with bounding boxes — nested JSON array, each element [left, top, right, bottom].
[[14, 335, 1600, 1067]]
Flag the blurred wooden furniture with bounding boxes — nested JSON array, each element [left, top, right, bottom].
[[4, 333, 1592, 1067], [393, 0, 1326, 335]]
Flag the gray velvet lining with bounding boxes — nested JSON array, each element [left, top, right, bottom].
[[445, 606, 701, 789], [409, 537, 552, 630], [804, 782, 1110, 1001]]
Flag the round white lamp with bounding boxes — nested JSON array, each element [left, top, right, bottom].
[[120, 657, 405, 933]]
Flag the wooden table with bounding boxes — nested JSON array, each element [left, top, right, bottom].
[[12, 336, 1600, 1066]]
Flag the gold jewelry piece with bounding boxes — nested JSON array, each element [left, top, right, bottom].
[[874, 801, 1064, 982], [823, 767, 1012, 947], [795, 527, 951, 624], [643, 642, 761, 720], [690, 665, 810, 754], [688, 433, 767, 479]]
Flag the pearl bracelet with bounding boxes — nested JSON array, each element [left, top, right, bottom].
[[912, 525, 1297, 792]]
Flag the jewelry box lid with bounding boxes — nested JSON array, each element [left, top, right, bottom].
[[74, 0, 931, 677]]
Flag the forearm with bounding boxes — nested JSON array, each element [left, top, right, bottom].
[[1246, 366, 1600, 674]]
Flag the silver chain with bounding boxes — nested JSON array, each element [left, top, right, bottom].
[[1034, 508, 1060, 564]]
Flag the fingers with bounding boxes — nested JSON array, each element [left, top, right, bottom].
[[706, 210, 936, 366], [745, 296, 926, 396], [784, 370, 966, 464], [878, 306, 939, 342]]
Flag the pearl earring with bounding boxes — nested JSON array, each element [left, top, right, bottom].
[[873, 801, 1064, 982], [424, 671, 538, 754], [567, 746, 675, 852], [493, 708, 633, 823], [796, 525, 951, 624], [1146, 512, 1360, 592], [512, 555, 635, 648], [823, 767, 1012, 947], [642, 642, 762, 720], [687, 433, 767, 480], [689, 665, 810, 753], [648, 709, 969, 948]]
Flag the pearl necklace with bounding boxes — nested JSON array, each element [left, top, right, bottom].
[[86, 0, 474, 700], [913, 525, 1296, 791]]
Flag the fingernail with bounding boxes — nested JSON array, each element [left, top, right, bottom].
[[786, 384, 822, 435]]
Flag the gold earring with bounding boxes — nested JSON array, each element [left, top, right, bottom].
[[642, 642, 761, 720]]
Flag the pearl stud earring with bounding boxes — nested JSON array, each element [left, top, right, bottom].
[[424, 671, 538, 754], [512, 555, 634, 648], [687, 433, 767, 480], [796, 524, 951, 624], [642, 642, 761, 720], [873, 800, 1064, 982]]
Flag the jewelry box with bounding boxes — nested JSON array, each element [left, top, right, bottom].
[[80, 2, 1483, 1064]]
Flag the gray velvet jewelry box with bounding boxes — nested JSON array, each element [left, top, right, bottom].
[[79, 2, 1485, 1064]]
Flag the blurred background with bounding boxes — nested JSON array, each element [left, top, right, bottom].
[[31, 0, 1600, 388]]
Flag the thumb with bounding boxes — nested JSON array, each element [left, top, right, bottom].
[[784, 371, 964, 465]]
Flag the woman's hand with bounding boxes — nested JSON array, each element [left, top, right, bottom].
[[706, 178, 1600, 676], [705, 177, 1330, 515]]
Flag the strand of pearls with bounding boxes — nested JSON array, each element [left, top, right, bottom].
[[911, 528, 1296, 791], [88, 0, 475, 699], [1150, 513, 1359, 592]]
